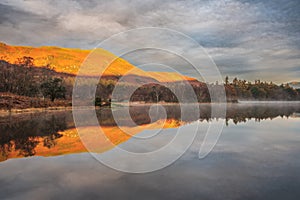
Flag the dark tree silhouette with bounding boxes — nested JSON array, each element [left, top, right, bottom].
[[41, 78, 66, 101]]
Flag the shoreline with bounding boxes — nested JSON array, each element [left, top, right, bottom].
[[0, 106, 73, 116], [1, 100, 300, 116]]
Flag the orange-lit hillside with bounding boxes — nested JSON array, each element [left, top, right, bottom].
[[0, 42, 130, 76], [0, 42, 195, 82]]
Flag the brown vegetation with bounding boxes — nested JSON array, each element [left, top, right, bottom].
[[0, 42, 299, 111], [0, 93, 71, 110]]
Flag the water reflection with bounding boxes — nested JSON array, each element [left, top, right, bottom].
[[0, 103, 300, 162], [0, 113, 69, 161]]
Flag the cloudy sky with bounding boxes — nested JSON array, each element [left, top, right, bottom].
[[0, 0, 299, 82]]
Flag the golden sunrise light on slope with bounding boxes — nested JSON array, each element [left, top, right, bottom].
[[0, 42, 195, 82]]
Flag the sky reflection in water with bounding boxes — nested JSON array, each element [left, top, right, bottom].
[[0, 103, 300, 199]]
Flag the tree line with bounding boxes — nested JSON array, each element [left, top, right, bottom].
[[0, 57, 67, 102], [224, 76, 300, 101], [1, 57, 299, 109]]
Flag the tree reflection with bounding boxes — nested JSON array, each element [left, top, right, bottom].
[[95, 104, 300, 126], [0, 104, 300, 161], [0, 112, 69, 160]]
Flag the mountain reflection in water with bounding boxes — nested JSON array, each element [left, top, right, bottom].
[[0, 103, 300, 162]]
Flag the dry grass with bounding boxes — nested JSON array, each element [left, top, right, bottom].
[[0, 42, 195, 82]]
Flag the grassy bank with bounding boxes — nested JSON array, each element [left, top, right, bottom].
[[0, 93, 71, 112]]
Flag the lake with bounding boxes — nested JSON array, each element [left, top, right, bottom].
[[0, 103, 300, 199]]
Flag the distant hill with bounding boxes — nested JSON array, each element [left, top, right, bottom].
[[1, 42, 299, 106], [0, 42, 195, 82], [289, 82, 300, 89]]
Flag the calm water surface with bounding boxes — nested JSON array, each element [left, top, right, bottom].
[[0, 103, 300, 200]]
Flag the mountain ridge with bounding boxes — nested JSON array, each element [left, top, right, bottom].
[[0, 42, 195, 83]]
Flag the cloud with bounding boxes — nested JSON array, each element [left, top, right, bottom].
[[0, 0, 299, 82]]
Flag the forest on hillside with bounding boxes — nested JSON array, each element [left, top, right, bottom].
[[0, 57, 299, 109]]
